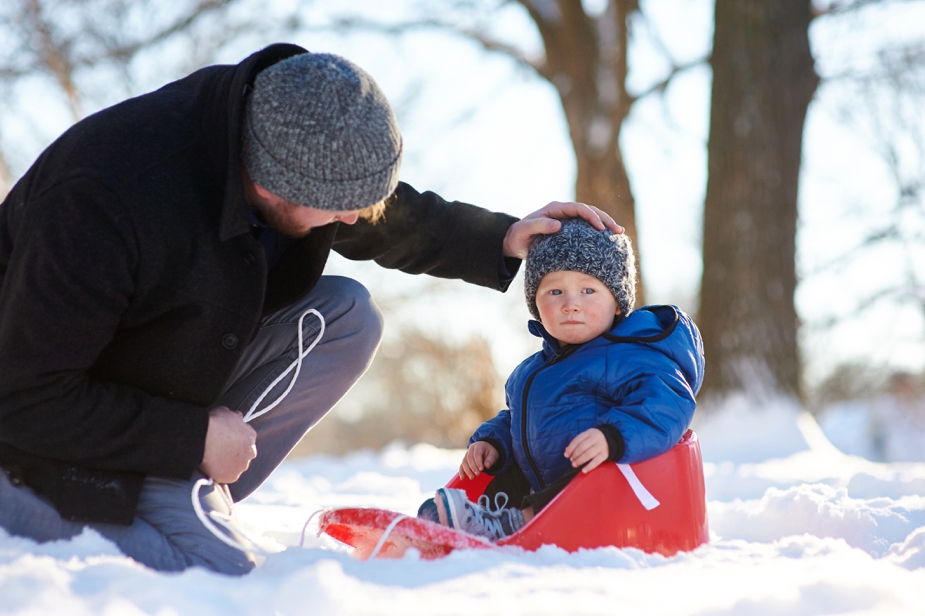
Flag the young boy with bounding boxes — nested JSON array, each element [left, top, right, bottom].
[[419, 218, 704, 541]]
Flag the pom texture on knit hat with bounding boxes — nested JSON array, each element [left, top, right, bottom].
[[524, 219, 637, 321], [241, 52, 403, 211]]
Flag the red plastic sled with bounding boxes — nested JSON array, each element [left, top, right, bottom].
[[319, 430, 708, 559]]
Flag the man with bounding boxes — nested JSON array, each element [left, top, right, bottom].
[[0, 44, 620, 574]]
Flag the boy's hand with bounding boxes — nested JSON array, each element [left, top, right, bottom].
[[565, 428, 609, 474], [459, 441, 499, 480]]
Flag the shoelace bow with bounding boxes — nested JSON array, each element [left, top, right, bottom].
[[468, 492, 511, 538], [477, 491, 509, 514]]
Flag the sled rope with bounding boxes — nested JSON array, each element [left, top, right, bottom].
[[369, 514, 409, 560], [364, 492, 505, 559], [617, 463, 660, 510], [193, 309, 326, 555], [191, 478, 272, 555], [300, 509, 324, 548], [243, 309, 325, 422]]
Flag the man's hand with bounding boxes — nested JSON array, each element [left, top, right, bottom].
[[565, 428, 609, 474], [459, 441, 500, 480], [502, 201, 624, 260], [200, 406, 258, 484]]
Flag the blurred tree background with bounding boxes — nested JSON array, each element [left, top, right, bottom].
[[2, 0, 924, 454]]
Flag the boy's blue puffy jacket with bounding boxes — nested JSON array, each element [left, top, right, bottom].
[[470, 305, 704, 492]]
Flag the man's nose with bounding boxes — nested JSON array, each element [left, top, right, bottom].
[[336, 212, 360, 225]]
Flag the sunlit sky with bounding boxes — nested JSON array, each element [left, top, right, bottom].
[[4, 0, 924, 388]]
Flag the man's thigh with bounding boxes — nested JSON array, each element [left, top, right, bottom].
[[221, 275, 383, 501]]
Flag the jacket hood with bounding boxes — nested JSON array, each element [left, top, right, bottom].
[[528, 304, 704, 395]]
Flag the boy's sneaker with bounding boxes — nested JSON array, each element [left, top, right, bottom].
[[434, 488, 525, 541]]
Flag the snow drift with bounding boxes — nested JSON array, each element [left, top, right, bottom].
[[2, 398, 925, 615]]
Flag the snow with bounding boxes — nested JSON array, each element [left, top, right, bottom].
[[3, 401, 925, 615]]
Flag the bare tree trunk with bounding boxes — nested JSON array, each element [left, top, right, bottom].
[[521, 0, 645, 304], [698, 1, 818, 401]]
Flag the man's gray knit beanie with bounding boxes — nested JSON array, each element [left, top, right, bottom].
[[241, 52, 403, 211], [524, 219, 637, 321]]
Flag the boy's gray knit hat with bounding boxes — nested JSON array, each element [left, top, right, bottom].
[[524, 218, 637, 321], [241, 52, 403, 211]]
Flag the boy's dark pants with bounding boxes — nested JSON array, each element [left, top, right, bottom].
[[483, 465, 581, 514]]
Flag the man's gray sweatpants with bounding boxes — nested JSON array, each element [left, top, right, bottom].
[[0, 276, 383, 575]]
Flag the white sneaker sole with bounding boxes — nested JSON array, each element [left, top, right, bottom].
[[435, 488, 464, 530]]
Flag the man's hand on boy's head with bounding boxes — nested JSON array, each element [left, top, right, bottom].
[[565, 428, 610, 474], [460, 441, 500, 480], [502, 201, 624, 260]]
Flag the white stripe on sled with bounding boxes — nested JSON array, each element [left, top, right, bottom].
[[617, 464, 661, 511]]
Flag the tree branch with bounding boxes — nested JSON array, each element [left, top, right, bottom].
[[23, 0, 82, 121], [324, 15, 543, 75], [79, 0, 233, 66], [629, 57, 708, 102], [512, 0, 560, 79], [812, 0, 920, 18], [808, 285, 915, 329], [514, 0, 560, 32], [803, 223, 900, 277]]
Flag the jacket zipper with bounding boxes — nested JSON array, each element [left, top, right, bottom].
[[520, 344, 582, 490]]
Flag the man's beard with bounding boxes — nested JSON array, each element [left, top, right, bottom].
[[253, 202, 312, 239]]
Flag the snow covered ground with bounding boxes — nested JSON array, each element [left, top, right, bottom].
[[3, 399, 925, 615]]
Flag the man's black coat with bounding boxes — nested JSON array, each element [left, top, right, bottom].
[[0, 44, 517, 524]]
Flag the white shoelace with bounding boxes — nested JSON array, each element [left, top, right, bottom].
[[192, 309, 325, 555], [463, 492, 510, 540], [478, 491, 509, 514]]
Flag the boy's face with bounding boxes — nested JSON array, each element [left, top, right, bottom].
[[535, 270, 620, 345]]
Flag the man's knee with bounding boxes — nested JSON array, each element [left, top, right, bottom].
[[318, 276, 382, 331], [312, 276, 384, 360]]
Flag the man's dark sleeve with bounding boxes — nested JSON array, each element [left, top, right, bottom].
[[497, 254, 520, 291], [333, 182, 521, 292]]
